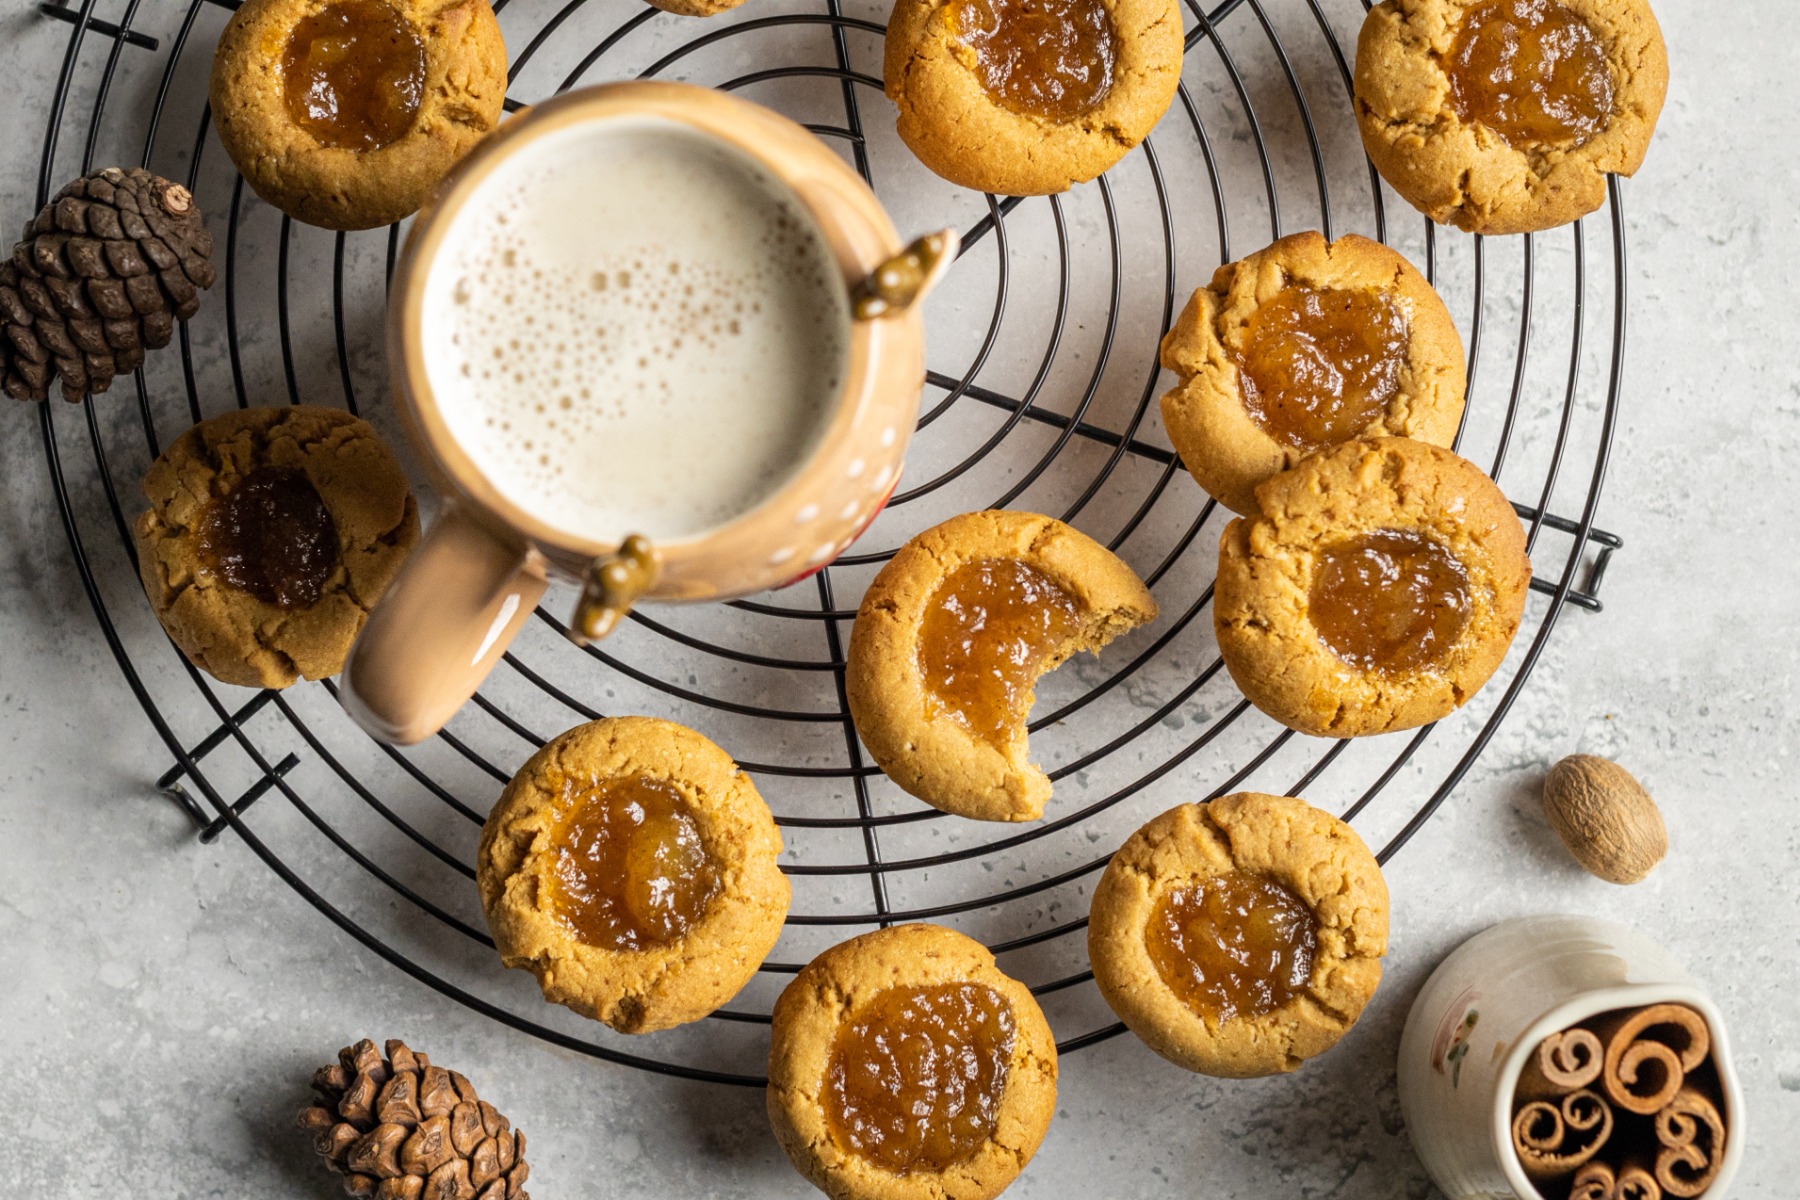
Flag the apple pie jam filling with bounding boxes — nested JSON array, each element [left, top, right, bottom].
[[1233, 283, 1411, 451], [825, 983, 1017, 1172], [1308, 528, 1472, 673], [1446, 0, 1616, 149], [919, 557, 1082, 746], [953, 0, 1120, 123], [547, 775, 719, 951], [282, 0, 427, 150], [1147, 873, 1319, 1024]]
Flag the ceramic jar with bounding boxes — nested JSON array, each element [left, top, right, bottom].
[[1397, 914, 1744, 1200]]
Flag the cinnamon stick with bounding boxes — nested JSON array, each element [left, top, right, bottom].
[[1569, 1161, 1615, 1200], [1520, 1027, 1607, 1099], [1512, 1099, 1565, 1173], [1510, 1087, 1616, 1177], [1613, 1159, 1664, 1200], [1652, 1085, 1727, 1198], [1590, 1005, 1710, 1115]]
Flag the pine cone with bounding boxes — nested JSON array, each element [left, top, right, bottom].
[[1, 166, 214, 403], [298, 1038, 531, 1200]]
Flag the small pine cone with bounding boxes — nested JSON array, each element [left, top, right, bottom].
[[299, 1039, 531, 1200], [2, 166, 214, 402]]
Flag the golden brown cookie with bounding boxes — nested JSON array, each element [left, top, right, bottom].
[[1353, 0, 1668, 235], [645, 0, 745, 17], [476, 716, 789, 1034], [846, 510, 1158, 823], [1088, 793, 1389, 1077], [133, 404, 419, 689], [883, 0, 1184, 196], [1214, 437, 1531, 737], [210, 0, 508, 231], [1159, 231, 1465, 516], [767, 924, 1057, 1200]]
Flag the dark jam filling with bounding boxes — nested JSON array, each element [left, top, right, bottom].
[[197, 465, 341, 610]]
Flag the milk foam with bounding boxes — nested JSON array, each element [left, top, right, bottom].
[[423, 117, 850, 543]]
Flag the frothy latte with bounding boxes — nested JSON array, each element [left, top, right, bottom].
[[423, 116, 851, 543]]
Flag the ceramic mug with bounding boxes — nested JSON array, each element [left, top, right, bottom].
[[1396, 914, 1744, 1200], [341, 82, 954, 745]]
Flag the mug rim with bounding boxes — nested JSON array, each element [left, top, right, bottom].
[[389, 80, 891, 564], [1489, 981, 1745, 1200]]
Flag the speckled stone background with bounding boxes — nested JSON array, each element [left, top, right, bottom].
[[1, 1, 1795, 1197]]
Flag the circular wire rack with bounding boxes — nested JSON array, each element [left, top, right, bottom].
[[34, 0, 1626, 1086]]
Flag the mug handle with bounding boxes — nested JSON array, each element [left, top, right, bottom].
[[340, 503, 548, 745]]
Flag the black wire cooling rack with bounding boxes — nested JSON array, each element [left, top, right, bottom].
[[31, 0, 1626, 1086]]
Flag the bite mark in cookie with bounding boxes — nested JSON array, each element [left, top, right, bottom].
[[846, 510, 1157, 822]]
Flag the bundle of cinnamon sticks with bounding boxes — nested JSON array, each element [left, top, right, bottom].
[[1509, 1003, 1729, 1200]]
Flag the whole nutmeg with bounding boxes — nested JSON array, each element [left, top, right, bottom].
[[1542, 754, 1667, 884]]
